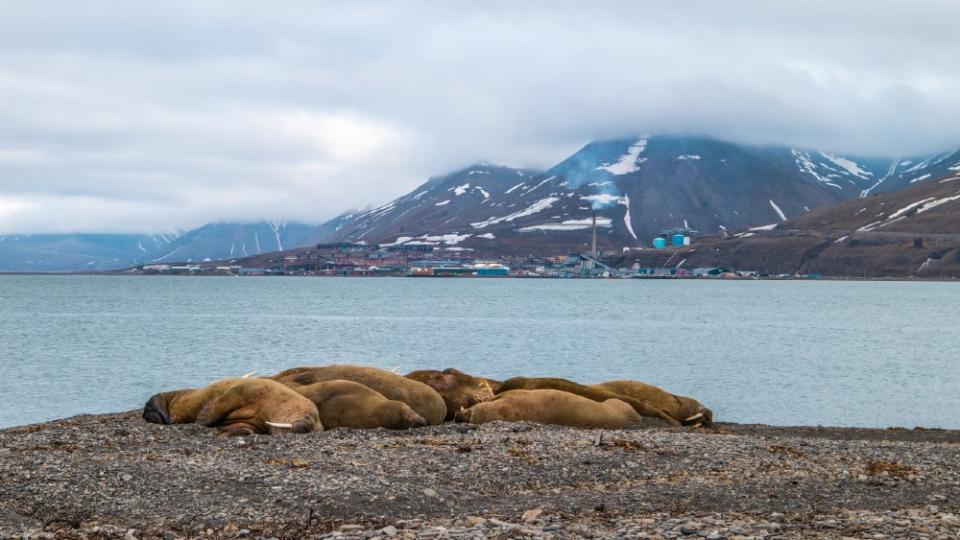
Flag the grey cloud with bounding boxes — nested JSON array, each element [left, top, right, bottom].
[[1, 1, 959, 233]]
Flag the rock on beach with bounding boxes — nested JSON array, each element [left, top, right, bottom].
[[1, 412, 959, 538]]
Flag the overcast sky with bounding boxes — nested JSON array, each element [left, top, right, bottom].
[[1, 1, 959, 234]]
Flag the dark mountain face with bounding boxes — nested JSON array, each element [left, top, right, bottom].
[[856, 150, 960, 196], [327, 136, 959, 255], [0, 221, 332, 272], [328, 162, 543, 247], [148, 221, 323, 263]]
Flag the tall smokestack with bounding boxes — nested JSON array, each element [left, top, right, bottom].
[[591, 210, 597, 259]]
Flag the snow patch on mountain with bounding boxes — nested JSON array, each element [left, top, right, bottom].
[[505, 182, 525, 194], [620, 195, 637, 240], [517, 217, 612, 232], [819, 152, 872, 179], [471, 197, 559, 229], [523, 176, 555, 194], [769, 200, 787, 221], [595, 138, 647, 175]]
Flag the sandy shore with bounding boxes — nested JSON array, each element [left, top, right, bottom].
[[2, 412, 960, 539]]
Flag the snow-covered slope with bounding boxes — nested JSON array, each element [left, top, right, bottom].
[[329, 162, 543, 248], [328, 135, 956, 254]]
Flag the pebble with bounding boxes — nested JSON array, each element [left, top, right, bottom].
[[2, 414, 960, 539]]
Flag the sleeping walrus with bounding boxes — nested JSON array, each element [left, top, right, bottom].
[[291, 379, 428, 430], [590, 380, 713, 427], [271, 365, 447, 425], [495, 377, 679, 426], [143, 378, 320, 435], [405, 368, 499, 421], [455, 389, 643, 429]]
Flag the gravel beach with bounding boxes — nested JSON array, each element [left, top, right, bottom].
[[2, 412, 960, 539]]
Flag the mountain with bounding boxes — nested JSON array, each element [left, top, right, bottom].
[[0, 233, 181, 272], [328, 161, 543, 246], [327, 135, 959, 255], [0, 221, 333, 272], [146, 221, 326, 264], [858, 150, 960, 196], [615, 168, 960, 277]]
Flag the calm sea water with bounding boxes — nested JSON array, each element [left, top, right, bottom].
[[1, 275, 958, 429]]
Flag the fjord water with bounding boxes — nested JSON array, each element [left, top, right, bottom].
[[1, 275, 958, 429]]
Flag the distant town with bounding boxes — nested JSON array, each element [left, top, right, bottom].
[[134, 232, 817, 280]]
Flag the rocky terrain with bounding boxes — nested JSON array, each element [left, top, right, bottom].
[[2, 412, 959, 539]]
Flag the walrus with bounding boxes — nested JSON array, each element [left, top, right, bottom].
[[494, 377, 679, 426], [404, 368, 500, 421], [143, 378, 236, 425], [143, 378, 320, 435], [291, 379, 428, 430], [455, 389, 643, 429], [590, 380, 713, 427], [270, 365, 447, 425]]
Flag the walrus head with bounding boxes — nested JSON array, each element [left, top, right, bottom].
[[142, 390, 191, 425], [680, 401, 714, 428], [405, 368, 496, 421]]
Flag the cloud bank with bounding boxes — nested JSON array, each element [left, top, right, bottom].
[[1, 1, 959, 233]]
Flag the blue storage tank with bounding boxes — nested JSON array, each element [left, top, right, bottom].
[[672, 234, 685, 247], [652, 237, 667, 249]]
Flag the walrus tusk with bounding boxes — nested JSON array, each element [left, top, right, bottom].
[[684, 413, 704, 423], [265, 421, 293, 429], [389, 365, 400, 373], [241, 371, 257, 379], [480, 380, 494, 396]]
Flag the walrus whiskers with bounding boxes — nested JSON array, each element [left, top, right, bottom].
[[684, 413, 703, 423], [265, 421, 293, 429]]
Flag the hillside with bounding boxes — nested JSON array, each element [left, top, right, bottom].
[[617, 171, 960, 277], [326, 135, 956, 255]]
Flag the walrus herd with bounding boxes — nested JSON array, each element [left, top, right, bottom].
[[142, 365, 713, 435]]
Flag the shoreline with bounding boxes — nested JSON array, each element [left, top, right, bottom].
[[2, 412, 959, 538], [1, 271, 959, 282]]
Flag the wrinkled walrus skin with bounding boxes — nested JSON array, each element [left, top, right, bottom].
[[590, 380, 713, 427], [194, 378, 320, 435], [270, 365, 446, 426], [291, 379, 427, 430], [405, 368, 498, 421], [455, 389, 643, 429], [144, 378, 320, 435], [495, 377, 679, 426]]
